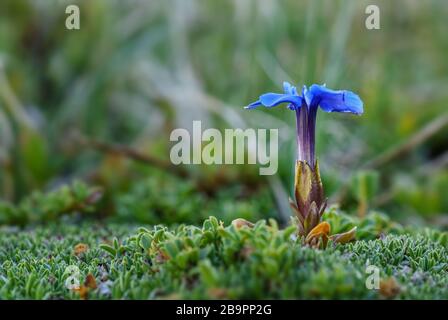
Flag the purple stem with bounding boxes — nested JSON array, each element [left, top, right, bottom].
[[295, 106, 317, 169]]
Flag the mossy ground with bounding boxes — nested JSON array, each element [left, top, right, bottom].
[[0, 179, 446, 300], [1, 216, 446, 300]]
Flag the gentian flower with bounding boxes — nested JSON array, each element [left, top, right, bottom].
[[246, 82, 363, 167], [246, 82, 363, 248]]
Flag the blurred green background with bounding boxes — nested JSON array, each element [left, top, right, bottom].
[[0, 0, 447, 228]]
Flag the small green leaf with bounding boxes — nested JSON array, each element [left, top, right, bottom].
[[139, 234, 152, 251], [100, 244, 117, 257]]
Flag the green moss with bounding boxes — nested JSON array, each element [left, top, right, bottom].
[[0, 217, 446, 300]]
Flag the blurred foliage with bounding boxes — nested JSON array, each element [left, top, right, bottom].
[[0, 1, 447, 224], [0, 180, 102, 226], [393, 171, 448, 218], [351, 171, 379, 214], [114, 172, 275, 225], [0, 171, 276, 226]]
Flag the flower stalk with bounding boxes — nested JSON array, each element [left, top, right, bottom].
[[295, 104, 317, 168], [246, 82, 363, 248]]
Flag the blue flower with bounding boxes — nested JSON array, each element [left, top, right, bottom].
[[245, 82, 363, 167], [246, 82, 363, 115]]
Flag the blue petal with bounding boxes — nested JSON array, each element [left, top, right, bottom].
[[259, 93, 303, 108], [302, 85, 313, 107], [283, 82, 298, 95], [245, 93, 302, 109], [308, 84, 363, 114], [244, 100, 263, 109]]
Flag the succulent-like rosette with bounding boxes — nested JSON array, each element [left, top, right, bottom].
[[289, 160, 325, 237]]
